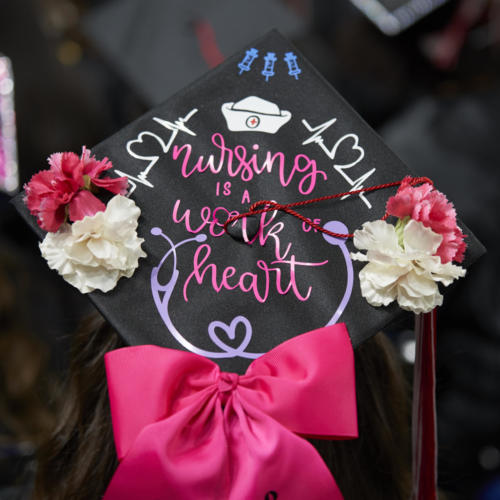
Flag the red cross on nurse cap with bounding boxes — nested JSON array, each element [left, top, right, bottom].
[[12, 30, 484, 500]]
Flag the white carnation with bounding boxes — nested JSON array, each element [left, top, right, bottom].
[[351, 219, 465, 314], [40, 195, 147, 293]]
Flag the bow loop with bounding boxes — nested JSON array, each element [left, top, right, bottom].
[[104, 323, 357, 500], [240, 323, 357, 438], [105, 345, 219, 460]]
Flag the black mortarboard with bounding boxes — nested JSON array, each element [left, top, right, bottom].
[[82, 0, 304, 106], [13, 30, 484, 373]]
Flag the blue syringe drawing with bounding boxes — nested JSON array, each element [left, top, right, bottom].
[[237, 48, 259, 75], [261, 52, 277, 82], [284, 52, 301, 79]]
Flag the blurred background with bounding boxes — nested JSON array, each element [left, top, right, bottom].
[[1, 0, 499, 498]]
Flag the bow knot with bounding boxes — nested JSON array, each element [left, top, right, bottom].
[[217, 372, 239, 402], [103, 324, 357, 500], [217, 371, 239, 392]]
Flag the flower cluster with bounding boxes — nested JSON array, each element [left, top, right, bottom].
[[24, 148, 146, 293], [24, 147, 128, 232], [40, 195, 146, 293], [351, 178, 466, 314], [386, 177, 466, 264]]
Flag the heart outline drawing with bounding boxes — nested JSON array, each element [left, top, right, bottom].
[[330, 133, 365, 171], [126, 131, 170, 169], [208, 316, 253, 356]]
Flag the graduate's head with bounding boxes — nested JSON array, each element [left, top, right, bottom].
[[34, 314, 412, 500], [15, 31, 482, 500]]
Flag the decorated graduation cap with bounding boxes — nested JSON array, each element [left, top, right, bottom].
[[13, 31, 484, 500]]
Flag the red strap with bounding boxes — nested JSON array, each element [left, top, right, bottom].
[[412, 309, 438, 500], [223, 176, 433, 239]]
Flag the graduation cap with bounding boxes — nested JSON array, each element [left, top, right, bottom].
[[82, 0, 304, 105], [13, 31, 484, 500]]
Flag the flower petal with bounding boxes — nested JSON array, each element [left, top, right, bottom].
[[397, 285, 443, 314], [59, 152, 84, 186], [353, 220, 400, 254], [101, 195, 141, 240], [63, 266, 121, 294], [361, 261, 409, 288], [81, 147, 112, 177], [39, 226, 72, 269], [386, 178, 433, 219], [92, 175, 129, 195], [37, 198, 67, 232], [403, 220, 442, 255], [47, 152, 64, 172], [386, 178, 466, 263], [38, 194, 146, 293], [24, 169, 56, 203], [398, 271, 437, 298], [82, 267, 121, 293], [427, 260, 466, 285], [87, 238, 116, 260], [352, 215, 465, 313], [359, 265, 397, 307], [68, 190, 106, 222]]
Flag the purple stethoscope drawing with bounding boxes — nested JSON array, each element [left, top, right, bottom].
[[150, 221, 353, 360], [322, 220, 354, 326]]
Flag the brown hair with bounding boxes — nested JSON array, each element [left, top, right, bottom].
[[313, 330, 412, 499], [34, 315, 411, 500], [34, 316, 123, 500]]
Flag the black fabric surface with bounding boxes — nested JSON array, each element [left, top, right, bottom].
[[13, 31, 484, 373]]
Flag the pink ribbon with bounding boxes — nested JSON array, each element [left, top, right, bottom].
[[103, 323, 357, 500]]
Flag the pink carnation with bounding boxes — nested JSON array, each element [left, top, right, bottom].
[[24, 147, 128, 232], [386, 176, 466, 263]]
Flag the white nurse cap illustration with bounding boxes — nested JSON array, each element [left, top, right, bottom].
[[221, 96, 292, 134]]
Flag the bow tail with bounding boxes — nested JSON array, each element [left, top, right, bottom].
[[225, 395, 344, 500], [103, 395, 230, 500], [103, 392, 344, 500], [103, 326, 356, 500]]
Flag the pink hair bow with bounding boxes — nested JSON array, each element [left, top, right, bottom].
[[103, 323, 357, 500]]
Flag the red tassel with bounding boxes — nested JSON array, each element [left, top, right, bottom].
[[412, 309, 438, 500], [192, 20, 225, 69]]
